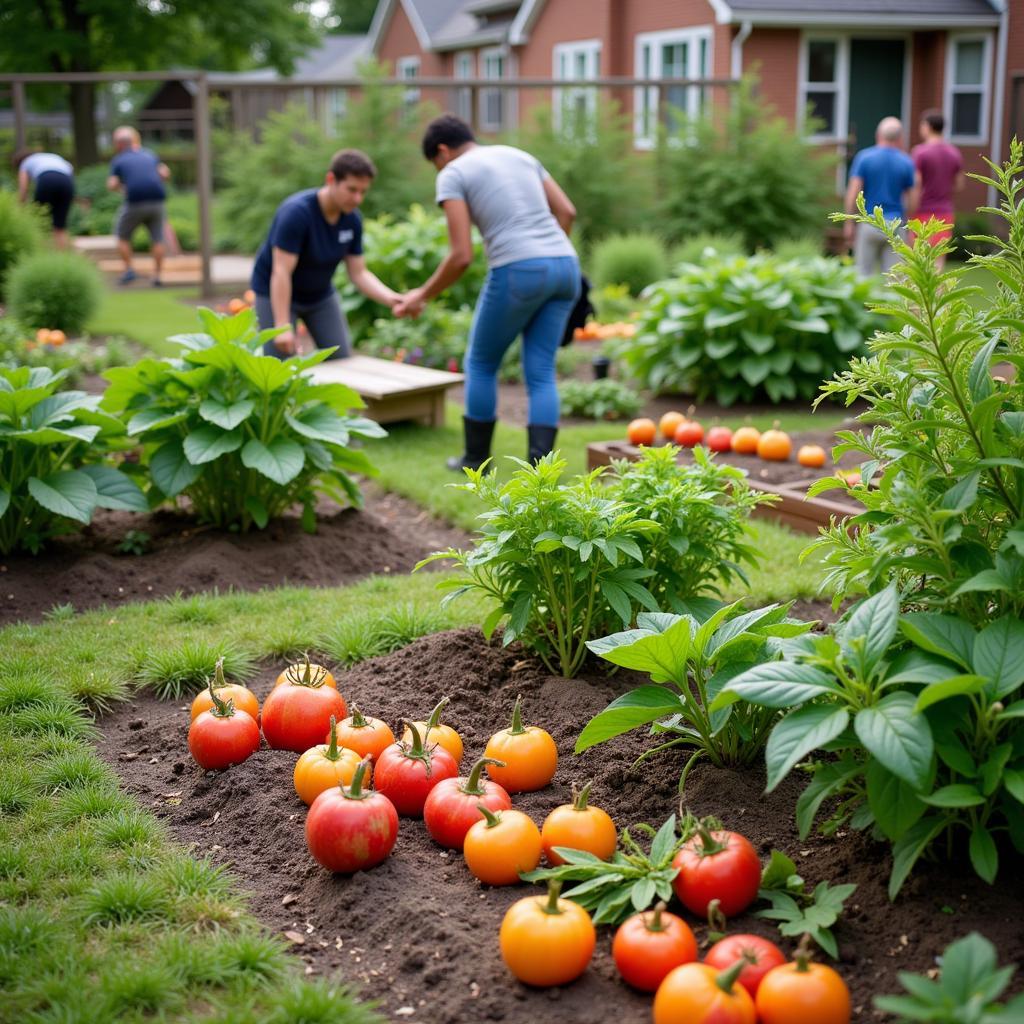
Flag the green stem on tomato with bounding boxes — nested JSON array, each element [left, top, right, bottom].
[[573, 781, 593, 812], [460, 757, 505, 796], [343, 757, 372, 800], [508, 695, 526, 735], [714, 956, 750, 994], [541, 880, 564, 916], [325, 716, 339, 760], [645, 902, 667, 933], [424, 697, 449, 731], [349, 705, 369, 728], [476, 803, 503, 829]]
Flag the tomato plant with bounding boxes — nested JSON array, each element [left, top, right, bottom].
[[612, 902, 697, 992], [671, 828, 760, 917], [423, 756, 511, 850], [331, 705, 394, 762], [305, 758, 399, 873], [484, 696, 558, 793], [401, 697, 463, 765], [653, 961, 756, 1024], [540, 782, 616, 865], [499, 880, 595, 987], [261, 662, 347, 753], [705, 934, 786, 998], [375, 720, 458, 817], [294, 715, 364, 806], [755, 950, 851, 1024], [188, 687, 261, 771], [190, 657, 259, 723], [463, 806, 542, 886]]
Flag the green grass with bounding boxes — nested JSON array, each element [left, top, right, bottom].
[[87, 285, 202, 356]]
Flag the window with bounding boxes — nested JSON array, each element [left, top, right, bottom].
[[480, 49, 509, 132], [553, 39, 601, 130], [397, 56, 420, 113], [802, 39, 842, 138], [454, 51, 474, 124], [634, 28, 712, 148], [326, 88, 347, 132], [946, 34, 991, 143]]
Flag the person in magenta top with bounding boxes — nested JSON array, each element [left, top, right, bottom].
[[911, 109, 964, 269]]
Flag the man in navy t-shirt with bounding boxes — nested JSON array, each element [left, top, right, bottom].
[[251, 149, 400, 360], [844, 117, 917, 276], [107, 126, 171, 285]]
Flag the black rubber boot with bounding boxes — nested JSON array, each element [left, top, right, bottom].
[[527, 424, 558, 464], [446, 416, 495, 472]]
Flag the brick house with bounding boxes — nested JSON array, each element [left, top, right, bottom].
[[368, 0, 1022, 210]]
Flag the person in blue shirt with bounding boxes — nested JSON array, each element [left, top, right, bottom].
[[107, 126, 171, 285], [250, 149, 400, 360], [843, 117, 917, 276]]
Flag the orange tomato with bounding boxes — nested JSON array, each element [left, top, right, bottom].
[[755, 958, 851, 1024], [731, 426, 761, 454], [484, 695, 557, 793], [627, 418, 657, 446], [293, 716, 364, 805], [48, 329, 66, 346], [243, 288, 256, 304], [757, 428, 792, 462], [659, 411, 686, 439], [228, 297, 247, 314], [541, 781, 617, 865], [797, 444, 827, 468], [275, 654, 338, 690], [330, 705, 394, 763], [35, 328, 51, 344], [499, 881, 595, 987], [463, 806, 542, 885], [653, 961, 756, 1024], [190, 658, 259, 723], [402, 696, 463, 765], [612, 903, 697, 991]]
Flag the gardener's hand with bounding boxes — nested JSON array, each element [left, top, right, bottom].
[[394, 289, 427, 319], [273, 328, 297, 355]]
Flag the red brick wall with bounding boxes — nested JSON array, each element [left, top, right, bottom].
[[1004, 0, 1024, 154], [375, 1, 447, 108], [740, 29, 801, 125]]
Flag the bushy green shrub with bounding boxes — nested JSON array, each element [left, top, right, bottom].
[[771, 235, 824, 261], [620, 252, 883, 404], [339, 204, 486, 340], [6, 251, 103, 334], [656, 77, 835, 251], [590, 233, 668, 296], [589, 283, 638, 323], [558, 377, 642, 420], [0, 317, 134, 385], [0, 191, 43, 299], [357, 304, 472, 370], [102, 308, 386, 531], [951, 211, 999, 258], [669, 232, 745, 267], [67, 164, 122, 237]]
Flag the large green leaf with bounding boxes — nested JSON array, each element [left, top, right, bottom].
[[28, 391, 98, 428], [765, 705, 850, 791], [150, 439, 203, 497], [0, 488, 8, 518], [80, 465, 148, 512], [127, 407, 189, 435], [240, 438, 305, 485], [712, 660, 839, 711], [230, 346, 294, 395], [866, 760, 926, 840], [900, 612, 975, 670], [972, 617, 1024, 698], [574, 686, 682, 753], [183, 426, 244, 465], [914, 674, 988, 712], [5, 424, 100, 446], [198, 397, 255, 430], [888, 816, 945, 898], [854, 692, 933, 789], [27, 470, 98, 524], [585, 616, 692, 682], [285, 406, 352, 446], [839, 583, 899, 680]]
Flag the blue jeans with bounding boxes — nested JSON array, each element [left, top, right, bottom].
[[465, 256, 580, 427]]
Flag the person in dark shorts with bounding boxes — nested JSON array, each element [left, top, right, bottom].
[[106, 126, 170, 286], [13, 149, 75, 249], [250, 149, 400, 360]]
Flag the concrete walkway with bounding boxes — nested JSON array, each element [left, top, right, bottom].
[[73, 235, 253, 287]]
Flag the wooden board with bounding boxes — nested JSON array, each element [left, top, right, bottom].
[[309, 355, 463, 427], [586, 440, 860, 535]]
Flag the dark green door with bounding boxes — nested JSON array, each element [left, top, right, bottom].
[[847, 39, 906, 162]]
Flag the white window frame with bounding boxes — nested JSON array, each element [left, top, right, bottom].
[[798, 36, 850, 142], [633, 27, 713, 150], [397, 55, 421, 109], [944, 32, 992, 145], [453, 50, 475, 124], [553, 38, 601, 131], [480, 47, 511, 132]]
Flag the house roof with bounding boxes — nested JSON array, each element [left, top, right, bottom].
[[202, 34, 370, 86], [368, 0, 483, 53], [714, 0, 1000, 26]]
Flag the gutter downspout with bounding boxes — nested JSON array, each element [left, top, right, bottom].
[[732, 19, 753, 80], [989, 0, 1009, 206]]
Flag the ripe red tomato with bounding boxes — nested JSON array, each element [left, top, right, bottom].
[[305, 758, 399, 873], [188, 689, 260, 771], [706, 426, 733, 453], [674, 419, 705, 447], [375, 720, 459, 816], [423, 756, 511, 849], [612, 903, 697, 991], [261, 668, 347, 753], [705, 934, 787, 997], [671, 829, 761, 917]]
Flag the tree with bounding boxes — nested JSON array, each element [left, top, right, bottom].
[[0, 1, 320, 166], [328, 0, 378, 34]]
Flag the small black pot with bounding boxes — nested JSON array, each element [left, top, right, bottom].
[[591, 355, 611, 380]]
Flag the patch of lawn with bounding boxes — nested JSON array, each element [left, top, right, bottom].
[[88, 285, 202, 356]]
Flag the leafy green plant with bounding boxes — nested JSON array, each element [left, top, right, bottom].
[[0, 365, 145, 554], [5, 251, 103, 335], [558, 378, 642, 420], [808, 145, 1024, 621], [590, 282, 639, 324], [874, 932, 1024, 1022], [102, 308, 385, 531], [67, 164, 124, 238], [620, 251, 883, 404], [0, 320, 136, 387], [578, 601, 813, 789], [0, 190, 43, 299], [115, 530, 150, 556], [590, 232, 668, 296], [669, 232, 746, 267], [357, 303, 471, 370]]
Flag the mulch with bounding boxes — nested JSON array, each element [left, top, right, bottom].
[[94, 628, 1024, 1023]]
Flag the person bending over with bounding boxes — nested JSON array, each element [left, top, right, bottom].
[[13, 148, 75, 249]]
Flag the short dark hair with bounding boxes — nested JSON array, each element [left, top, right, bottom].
[[921, 109, 945, 134], [421, 114, 475, 160], [329, 148, 376, 181]]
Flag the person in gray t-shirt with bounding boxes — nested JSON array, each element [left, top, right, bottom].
[[395, 114, 580, 471], [13, 148, 75, 248]]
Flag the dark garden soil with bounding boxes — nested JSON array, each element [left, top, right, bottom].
[[0, 488, 470, 626], [96, 628, 1024, 1023]]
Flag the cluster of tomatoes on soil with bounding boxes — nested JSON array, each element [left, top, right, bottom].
[[187, 657, 853, 1022], [213, 289, 256, 316], [24, 327, 69, 350], [627, 411, 827, 469], [573, 320, 638, 341]]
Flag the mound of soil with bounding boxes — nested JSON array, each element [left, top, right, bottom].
[[96, 629, 1023, 1023], [0, 489, 470, 626]]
